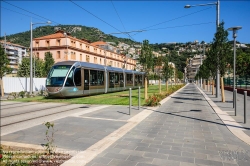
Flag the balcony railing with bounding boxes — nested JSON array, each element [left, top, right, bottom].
[[9, 61, 18, 64], [7, 56, 18, 60]]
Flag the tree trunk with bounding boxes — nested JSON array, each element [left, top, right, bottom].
[[144, 77, 148, 100], [166, 80, 168, 92], [0, 78, 4, 97], [207, 80, 209, 91], [159, 78, 161, 94], [212, 79, 215, 95], [221, 77, 225, 102]]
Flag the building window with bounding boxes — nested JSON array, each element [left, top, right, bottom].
[[57, 40, 60, 46], [80, 54, 82, 61], [57, 51, 60, 59], [35, 41, 39, 47], [86, 55, 90, 62], [86, 45, 89, 51], [94, 57, 97, 64], [46, 40, 50, 47], [71, 52, 76, 60], [80, 43, 82, 49], [100, 58, 101, 64], [36, 52, 39, 59]]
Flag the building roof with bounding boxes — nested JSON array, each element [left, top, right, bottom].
[[91, 41, 108, 46], [34, 30, 67, 40], [0, 40, 26, 48]]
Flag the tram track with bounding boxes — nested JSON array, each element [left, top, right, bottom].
[[0, 105, 88, 127], [1, 102, 40, 109], [0, 103, 70, 118]]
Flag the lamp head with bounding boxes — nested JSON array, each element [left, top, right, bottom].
[[47, 21, 51, 24], [227, 26, 242, 38], [227, 26, 242, 31], [184, 5, 191, 8]]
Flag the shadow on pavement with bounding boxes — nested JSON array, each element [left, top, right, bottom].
[[154, 110, 250, 130]]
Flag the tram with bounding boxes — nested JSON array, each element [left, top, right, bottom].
[[45, 61, 145, 98]]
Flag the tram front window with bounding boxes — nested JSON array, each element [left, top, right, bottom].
[[46, 65, 71, 87]]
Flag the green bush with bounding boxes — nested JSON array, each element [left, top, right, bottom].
[[19, 91, 26, 98]]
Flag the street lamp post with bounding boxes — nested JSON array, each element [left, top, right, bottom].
[[63, 32, 69, 60], [185, 0, 220, 98], [30, 21, 51, 95], [227, 26, 242, 108]]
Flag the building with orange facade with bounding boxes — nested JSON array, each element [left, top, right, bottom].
[[33, 30, 136, 70]]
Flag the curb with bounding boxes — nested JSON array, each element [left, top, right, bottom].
[[196, 85, 250, 146]]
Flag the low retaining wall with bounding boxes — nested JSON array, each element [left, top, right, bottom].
[[224, 86, 250, 96]]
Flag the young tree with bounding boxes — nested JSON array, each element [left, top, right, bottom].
[[162, 56, 173, 92], [35, 58, 45, 78], [44, 52, 55, 77], [0, 45, 12, 96], [17, 57, 30, 77], [207, 21, 231, 101], [138, 40, 154, 99]]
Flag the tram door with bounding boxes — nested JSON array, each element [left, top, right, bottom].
[[84, 69, 89, 92]]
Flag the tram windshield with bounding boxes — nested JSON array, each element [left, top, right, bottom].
[[46, 65, 72, 87]]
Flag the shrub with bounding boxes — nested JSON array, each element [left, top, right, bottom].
[[145, 94, 161, 106], [19, 91, 26, 98]]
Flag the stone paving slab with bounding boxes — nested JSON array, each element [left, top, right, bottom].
[[84, 83, 250, 166], [1, 116, 126, 151], [201, 86, 250, 133], [79, 105, 142, 121]]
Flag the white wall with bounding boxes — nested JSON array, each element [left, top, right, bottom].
[[3, 77, 46, 93]]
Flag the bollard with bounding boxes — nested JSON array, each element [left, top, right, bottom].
[[244, 91, 247, 123], [138, 87, 140, 110], [129, 88, 131, 115], [233, 89, 235, 108], [234, 89, 237, 116]]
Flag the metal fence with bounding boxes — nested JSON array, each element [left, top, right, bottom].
[[224, 77, 250, 90], [2, 77, 46, 93]]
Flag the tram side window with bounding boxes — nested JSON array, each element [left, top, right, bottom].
[[97, 71, 104, 85], [115, 73, 119, 84], [74, 68, 81, 86], [119, 73, 124, 83], [65, 67, 75, 87], [126, 74, 133, 85], [139, 75, 142, 85], [90, 70, 98, 85], [135, 75, 138, 85], [109, 72, 115, 88]]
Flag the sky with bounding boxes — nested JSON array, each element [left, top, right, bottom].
[[1, 0, 250, 44]]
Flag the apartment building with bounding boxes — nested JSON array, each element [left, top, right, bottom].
[[186, 54, 205, 82], [0, 40, 27, 75], [33, 30, 136, 70]]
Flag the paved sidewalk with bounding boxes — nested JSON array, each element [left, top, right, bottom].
[[74, 83, 250, 166], [2, 84, 250, 166], [200, 86, 250, 135]]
